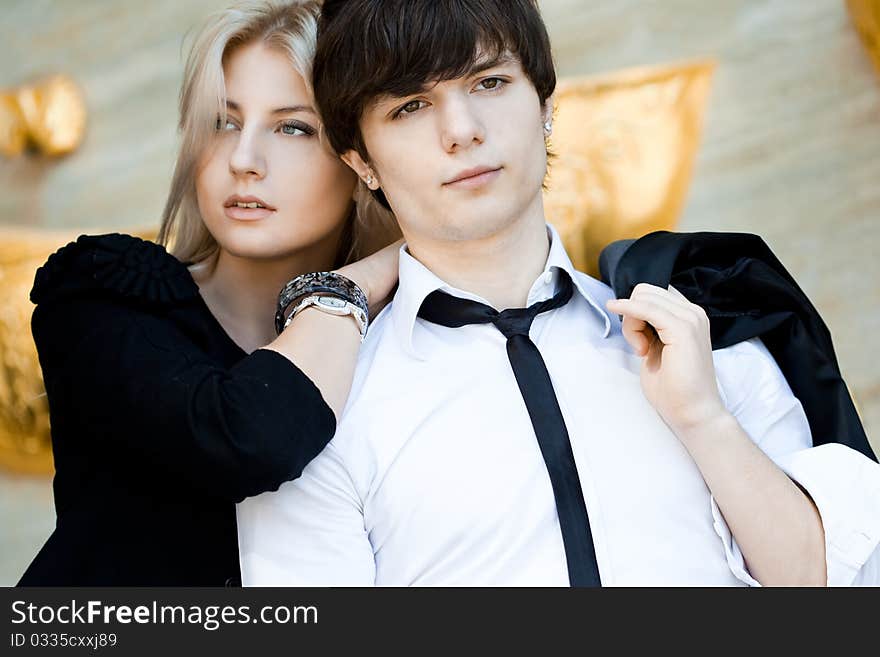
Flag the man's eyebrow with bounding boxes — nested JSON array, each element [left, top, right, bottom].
[[225, 99, 316, 115], [468, 54, 515, 76]]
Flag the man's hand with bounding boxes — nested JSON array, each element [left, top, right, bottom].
[[607, 284, 828, 585], [606, 283, 728, 438]]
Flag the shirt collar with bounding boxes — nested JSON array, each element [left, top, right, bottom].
[[391, 223, 613, 360]]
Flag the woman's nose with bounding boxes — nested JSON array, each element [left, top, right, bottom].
[[229, 128, 267, 179]]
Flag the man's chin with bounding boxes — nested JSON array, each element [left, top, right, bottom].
[[436, 213, 525, 243]]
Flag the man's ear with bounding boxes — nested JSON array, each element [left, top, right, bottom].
[[341, 149, 380, 190], [541, 94, 555, 131]]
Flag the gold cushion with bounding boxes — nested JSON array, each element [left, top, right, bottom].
[[545, 60, 715, 277], [0, 227, 155, 474], [848, 0, 880, 79]]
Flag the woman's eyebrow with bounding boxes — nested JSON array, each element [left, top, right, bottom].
[[271, 105, 316, 115], [225, 99, 316, 114]]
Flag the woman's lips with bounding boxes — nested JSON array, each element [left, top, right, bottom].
[[223, 205, 275, 221], [223, 194, 275, 220]]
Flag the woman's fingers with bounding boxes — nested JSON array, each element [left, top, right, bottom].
[[336, 240, 403, 309]]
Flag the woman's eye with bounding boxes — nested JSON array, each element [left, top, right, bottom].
[[278, 121, 315, 136], [476, 77, 505, 91], [394, 100, 426, 118], [215, 117, 238, 131]]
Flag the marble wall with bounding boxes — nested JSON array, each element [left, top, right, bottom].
[[1, 0, 878, 584]]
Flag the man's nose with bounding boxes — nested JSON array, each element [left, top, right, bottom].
[[439, 95, 485, 153]]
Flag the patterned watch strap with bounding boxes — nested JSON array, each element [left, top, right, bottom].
[[275, 271, 369, 335]]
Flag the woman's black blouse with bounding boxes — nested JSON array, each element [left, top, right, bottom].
[[17, 233, 336, 586]]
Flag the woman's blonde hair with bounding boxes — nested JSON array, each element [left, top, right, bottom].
[[158, 0, 399, 266]]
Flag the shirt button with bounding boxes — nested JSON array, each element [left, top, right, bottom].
[[544, 272, 553, 284]]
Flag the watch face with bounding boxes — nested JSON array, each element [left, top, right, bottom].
[[318, 296, 347, 308]]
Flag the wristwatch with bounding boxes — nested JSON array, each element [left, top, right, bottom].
[[275, 270, 369, 336], [283, 294, 368, 342]]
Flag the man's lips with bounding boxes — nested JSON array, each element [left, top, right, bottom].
[[443, 166, 503, 189]]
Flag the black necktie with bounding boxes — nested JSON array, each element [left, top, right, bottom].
[[418, 271, 601, 587]]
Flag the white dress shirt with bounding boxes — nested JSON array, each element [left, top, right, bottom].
[[237, 224, 880, 586]]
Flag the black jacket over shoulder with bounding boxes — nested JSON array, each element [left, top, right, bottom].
[[18, 233, 336, 586], [599, 230, 876, 463]]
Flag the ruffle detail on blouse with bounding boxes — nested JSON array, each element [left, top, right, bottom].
[[30, 233, 200, 306]]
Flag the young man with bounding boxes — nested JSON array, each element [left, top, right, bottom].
[[236, 0, 880, 586]]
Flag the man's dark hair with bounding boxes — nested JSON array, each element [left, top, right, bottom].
[[314, 0, 556, 161]]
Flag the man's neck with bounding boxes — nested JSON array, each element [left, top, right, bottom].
[[405, 200, 551, 311], [192, 236, 341, 353]]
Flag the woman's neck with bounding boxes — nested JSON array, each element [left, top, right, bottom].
[[192, 241, 340, 354]]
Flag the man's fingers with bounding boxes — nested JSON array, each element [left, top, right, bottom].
[[610, 283, 707, 332], [631, 283, 698, 316], [629, 290, 695, 323], [620, 316, 651, 355], [606, 298, 680, 337], [607, 298, 675, 355]]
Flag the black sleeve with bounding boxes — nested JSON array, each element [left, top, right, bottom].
[[33, 294, 337, 503]]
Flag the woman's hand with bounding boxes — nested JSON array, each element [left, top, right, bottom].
[[605, 283, 729, 438], [335, 238, 404, 319]]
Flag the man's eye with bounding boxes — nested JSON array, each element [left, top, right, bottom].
[[394, 100, 426, 118], [476, 77, 505, 91]]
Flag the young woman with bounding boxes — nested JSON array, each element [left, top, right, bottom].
[[18, 0, 400, 586]]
